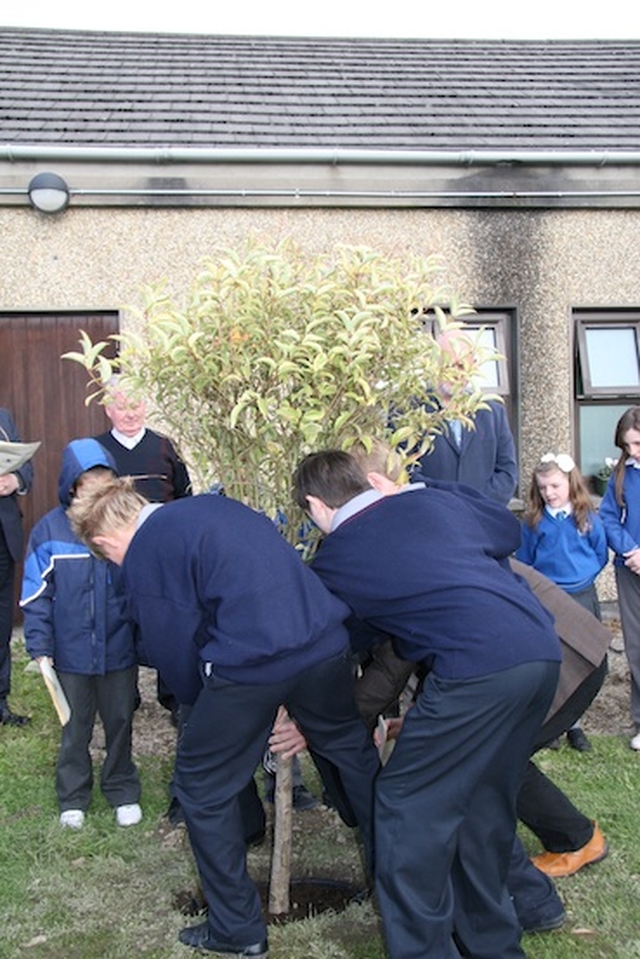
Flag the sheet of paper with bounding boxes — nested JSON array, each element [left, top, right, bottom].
[[39, 659, 71, 726], [0, 440, 41, 476]]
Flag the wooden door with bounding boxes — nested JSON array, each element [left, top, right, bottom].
[[0, 312, 119, 616]]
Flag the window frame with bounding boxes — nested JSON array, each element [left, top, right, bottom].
[[575, 309, 640, 399], [573, 308, 640, 493]]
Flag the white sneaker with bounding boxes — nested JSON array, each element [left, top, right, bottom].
[[115, 803, 142, 827], [630, 732, 640, 751], [60, 809, 85, 829]]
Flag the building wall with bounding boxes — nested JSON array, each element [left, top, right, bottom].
[[3, 202, 639, 489]]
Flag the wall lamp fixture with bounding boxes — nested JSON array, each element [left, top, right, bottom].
[[27, 172, 70, 213]]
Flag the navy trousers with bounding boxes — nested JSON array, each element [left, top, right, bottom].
[[0, 526, 14, 704], [375, 660, 558, 959], [173, 650, 378, 949]]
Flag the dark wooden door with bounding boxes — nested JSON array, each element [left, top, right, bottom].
[[0, 312, 119, 616]]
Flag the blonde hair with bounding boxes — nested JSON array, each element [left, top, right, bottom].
[[348, 439, 404, 483], [524, 454, 594, 533], [68, 475, 148, 558]]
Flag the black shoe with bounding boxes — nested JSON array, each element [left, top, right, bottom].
[[264, 784, 319, 811], [567, 727, 591, 752], [166, 796, 185, 826], [245, 829, 266, 849], [547, 738, 561, 750], [178, 921, 268, 956], [292, 785, 320, 811], [0, 707, 30, 727], [521, 907, 566, 934]]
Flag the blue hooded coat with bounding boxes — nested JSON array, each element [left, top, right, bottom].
[[20, 439, 136, 675]]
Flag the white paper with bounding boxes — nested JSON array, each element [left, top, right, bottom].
[[39, 660, 71, 726], [0, 440, 41, 476]]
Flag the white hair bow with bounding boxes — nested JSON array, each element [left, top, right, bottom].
[[540, 452, 575, 474]]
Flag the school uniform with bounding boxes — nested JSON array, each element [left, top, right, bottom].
[[600, 466, 640, 728], [516, 505, 608, 615], [120, 495, 379, 952], [312, 486, 561, 959]]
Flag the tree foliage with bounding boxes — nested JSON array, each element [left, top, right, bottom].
[[64, 239, 494, 546]]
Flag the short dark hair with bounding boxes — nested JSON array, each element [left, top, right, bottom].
[[293, 450, 370, 510]]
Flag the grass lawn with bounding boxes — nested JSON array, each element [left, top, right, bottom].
[[2, 641, 640, 959]]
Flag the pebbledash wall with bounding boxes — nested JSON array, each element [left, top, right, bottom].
[[2, 202, 636, 598]]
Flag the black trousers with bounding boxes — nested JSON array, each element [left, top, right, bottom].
[[0, 526, 14, 704], [57, 667, 140, 811], [517, 656, 608, 851], [173, 650, 378, 949]]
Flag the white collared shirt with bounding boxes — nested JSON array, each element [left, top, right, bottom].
[[546, 503, 573, 520], [111, 426, 146, 450], [331, 489, 385, 531]]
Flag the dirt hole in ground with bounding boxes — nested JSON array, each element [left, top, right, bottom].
[[174, 878, 365, 923]]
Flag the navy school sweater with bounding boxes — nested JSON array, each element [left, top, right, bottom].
[[311, 487, 561, 680], [121, 495, 350, 704]]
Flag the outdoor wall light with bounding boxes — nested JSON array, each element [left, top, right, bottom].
[[27, 172, 70, 213]]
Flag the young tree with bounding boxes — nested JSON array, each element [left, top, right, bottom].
[[66, 240, 492, 546], [64, 238, 496, 912]]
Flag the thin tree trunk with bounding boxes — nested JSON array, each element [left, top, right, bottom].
[[268, 754, 293, 915]]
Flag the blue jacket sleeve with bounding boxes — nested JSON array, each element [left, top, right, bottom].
[[515, 522, 537, 566], [599, 480, 638, 557], [587, 513, 609, 571], [20, 531, 56, 660]]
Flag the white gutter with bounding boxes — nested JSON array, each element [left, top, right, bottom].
[[3, 145, 640, 166]]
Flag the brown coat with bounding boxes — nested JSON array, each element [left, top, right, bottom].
[[509, 559, 610, 722], [354, 559, 611, 728]]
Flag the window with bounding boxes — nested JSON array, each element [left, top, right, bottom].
[[461, 315, 511, 398], [576, 311, 640, 397], [418, 307, 518, 474], [574, 309, 640, 487]]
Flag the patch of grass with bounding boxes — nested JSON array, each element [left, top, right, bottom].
[[4, 640, 640, 959]]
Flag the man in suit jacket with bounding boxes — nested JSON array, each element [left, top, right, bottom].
[[415, 400, 518, 504], [0, 407, 34, 725], [413, 329, 518, 504]]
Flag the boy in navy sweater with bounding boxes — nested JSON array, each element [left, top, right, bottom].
[[69, 478, 378, 959], [294, 450, 561, 959]]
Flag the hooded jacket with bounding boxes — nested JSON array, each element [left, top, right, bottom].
[[20, 439, 136, 675]]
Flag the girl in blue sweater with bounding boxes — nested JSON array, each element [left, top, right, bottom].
[[600, 407, 640, 750], [517, 452, 608, 750]]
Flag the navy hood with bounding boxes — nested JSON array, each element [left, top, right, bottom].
[[58, 438, 117, 507]]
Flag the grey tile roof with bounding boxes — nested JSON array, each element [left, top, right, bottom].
[[2, 28, 640, 150]]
